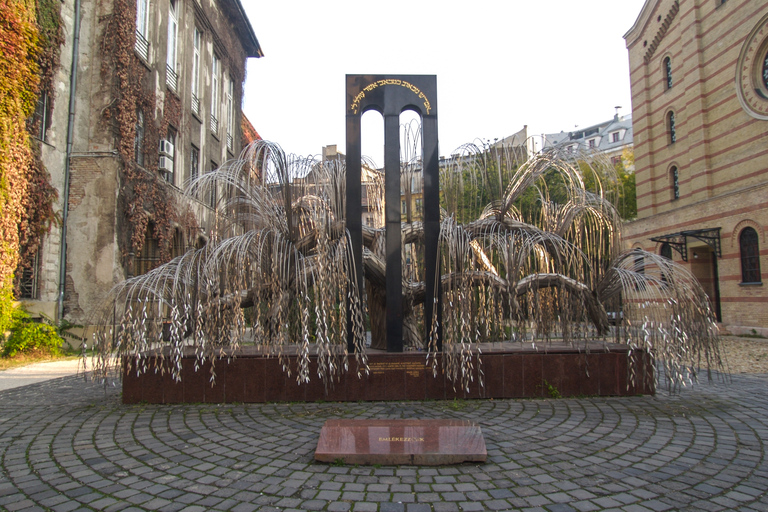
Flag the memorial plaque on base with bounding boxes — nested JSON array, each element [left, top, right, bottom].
[[314, 419, 487, 465]]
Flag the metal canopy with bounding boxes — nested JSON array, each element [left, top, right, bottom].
[[650, 228, 721, 262]]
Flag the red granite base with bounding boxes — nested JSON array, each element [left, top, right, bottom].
[[122, 343, 654, 404], [315, 419, 487, 465]]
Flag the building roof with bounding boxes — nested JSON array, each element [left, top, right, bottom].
[[223, 0, 263, 58], [542, 114, 633, 154], [241, 114, 261, 146]]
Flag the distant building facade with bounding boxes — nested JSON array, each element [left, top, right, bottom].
[[542, 114, 634, 169], [21, 0, 262, 324], [623, 0, 768, 335]]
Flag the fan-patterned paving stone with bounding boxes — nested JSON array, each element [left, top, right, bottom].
[[0, 372, 766, 511]]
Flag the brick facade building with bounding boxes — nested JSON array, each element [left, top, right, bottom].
[[623, 0, 768, 334]]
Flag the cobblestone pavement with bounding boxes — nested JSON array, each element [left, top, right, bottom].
[[0, 372, 766, 512]]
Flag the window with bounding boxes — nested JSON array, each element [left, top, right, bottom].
[[135, 224, 160, 275], [612, 131, 620, 143], [191, 28, 201, 114], [667, 111, 676, 144], [670, 166, 679, 200], [18, 248, 40, 299], [32, 92, 49, 141], [209, 161, 218, 208], [171, 228, 184, 259], [211, 54, 220, 134], [226, 75, 235, 151], [190, 144, 199, 185], [135, 0, 149, 60], [633, 249, 646, 290], [160, 128, 176, 184], [588, 138, 596, 148], [611, 156, 622, 167], [166, 0, 178, 90], [664, 56, 673, 89], [660, 243, 672, 259], [134, 109, 145, 166], [740, 227, 762, 283], [763, 49, 768, 89]]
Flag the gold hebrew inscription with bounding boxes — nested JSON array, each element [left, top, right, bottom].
[[368, 361, 427, 378], [350, 79, 432, 115]]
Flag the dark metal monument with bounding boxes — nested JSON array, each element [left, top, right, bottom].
[[345, 75, 442, 353], [108, 74, 733, 405]]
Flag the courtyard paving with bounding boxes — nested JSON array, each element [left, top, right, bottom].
[[0, 370, 766, 512]]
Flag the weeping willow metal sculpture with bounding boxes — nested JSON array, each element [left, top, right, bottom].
[[429, 141, 724, 392], [90, 141, 368, 387], [89, 133, 725, 394]]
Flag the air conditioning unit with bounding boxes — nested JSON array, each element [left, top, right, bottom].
[[159, 155, 173, 172], [159, 139, 174, 158]]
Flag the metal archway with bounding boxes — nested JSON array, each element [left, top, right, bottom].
[[345, 75, 441, 352]]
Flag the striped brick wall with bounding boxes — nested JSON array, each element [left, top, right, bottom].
[[623, 0, 768, 333]]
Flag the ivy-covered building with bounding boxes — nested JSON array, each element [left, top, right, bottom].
[[22, 0, 262, 325]]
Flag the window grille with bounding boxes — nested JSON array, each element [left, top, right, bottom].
[[668, 111, 676, 144], [166, 64, 178, 91], [18, 249, 39, 300], [671, 166, 679, 199], [740, 227, 762, 283], [664, 57, 673, 89], [135, 31, 149, 61]]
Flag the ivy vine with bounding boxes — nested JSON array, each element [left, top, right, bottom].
[[100, 0, 195, 266], [0, 0, 60, 307]]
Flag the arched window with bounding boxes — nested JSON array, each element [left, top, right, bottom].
[[664, 56, 673, 89], [670, 166, 679, 200], [660, 243, 672, 282], [740, 227, 762, 283], [667, 111, 676, 144], [171, 228, 184, 259], [135, 223, 159, 275]]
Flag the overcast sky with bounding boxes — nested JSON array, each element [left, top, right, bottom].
[[241, 1, 646, 166]]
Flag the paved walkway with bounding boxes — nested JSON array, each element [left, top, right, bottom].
[[0, 371, 766, 512], [0, 359, 82, 391]]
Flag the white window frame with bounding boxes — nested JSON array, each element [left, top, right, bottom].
[[191, 27, 201, 114], [226, 75, 234, 150], [136, 0, 149, 38], [166, 0, 178, 83], [211, 53, 220, 133], [135, 0, 150, 59]]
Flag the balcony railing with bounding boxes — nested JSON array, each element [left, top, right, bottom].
[[210, 115, 218, 134], [191, 94, 200, 115], [160, 169, 174, 185], [226, 133, 233, 151], [166, 65, 178, 91], [135, 31, 149, 61]]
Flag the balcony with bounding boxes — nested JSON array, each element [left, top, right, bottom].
[[226, 133, 233, 151], [135, 31, 149, 61], [191, 94, 200, 115], [166, 64, 178, 92], [210, 115, 218, 134]]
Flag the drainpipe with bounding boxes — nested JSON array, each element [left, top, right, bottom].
[[57, 0, 81, 322]]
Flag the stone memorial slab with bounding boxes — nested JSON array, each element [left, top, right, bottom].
[[314, 419, 487, 465]]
